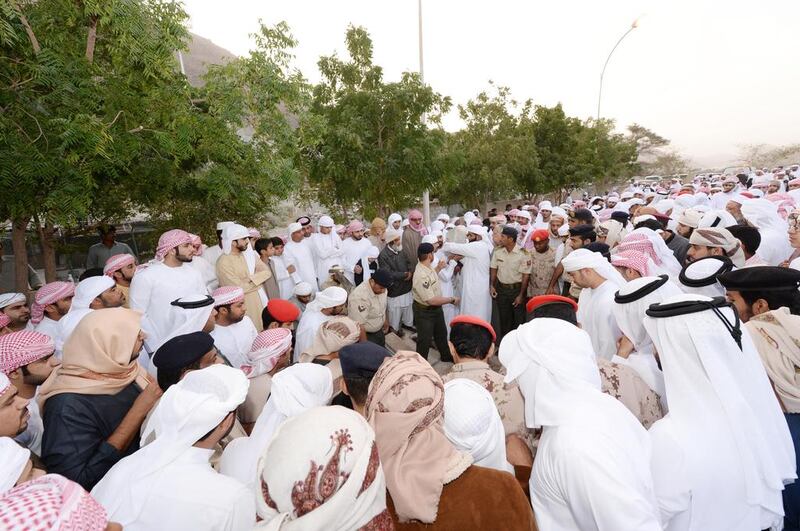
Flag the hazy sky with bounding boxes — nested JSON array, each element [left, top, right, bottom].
[[181, 0, 799, 167]]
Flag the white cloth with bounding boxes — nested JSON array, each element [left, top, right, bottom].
[[56, 276, 115, 355], [643, 294, 796, 531], [283, 239, 318, 292], [210, 316, 258, 369], [201, 244, 224, 268], [219, 364, 333, 492], [92, 365, 252, 530], [499, 319, 661, 531], [0, 436, 29, 494], [442, 241, 491, 322], [386, 291, 413, 331], [144, 293, 215, 357], [14, 400, 43, 456], [254, 406, 387, 531], [310, 231, 343, 282], [443, 379, 513, 473], [340, 237, 372, 284], [293, 287, 347, 361], [129, 261, 207, 353], [434, 250, 458, 332], [612, 276, 683, 410], [270, 256, 295, 300], [33, 316, 61, 347], [629, 228, 683, 278], [741, 199, 793, 265], [187, 254, 220, 292]]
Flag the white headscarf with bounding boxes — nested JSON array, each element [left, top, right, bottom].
[[643, 294, 796, 529], [561, 249, 626, 287], [628, 228, 683, 278], [254, 406, 388, 530], [219, 363, 333, 491], [0, 436, 30, 494], [222, 223, 258, 275], [443, 379, 513, 473], [57, 276, 116, 352], [741, 199, 793, 265], [148, 294, 215, 351], [387, 213, 402, 227], [305, 286, 347, 313], [91, 365, 249, 525], [678, 257, 731, 297], [612, 276, 683, 356], [0, 293, 26, 310]]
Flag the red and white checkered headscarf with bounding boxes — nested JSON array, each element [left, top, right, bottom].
[[616, 233, 660, 264], [611, 250, 650, 277], [103, 253, 135, 277], [155, 229, 193, 261], [0, 474, 108, 531], [212, 286, 245, 307], [0, 314, 9, 330], [248, 228, 261, 239], [0, 331, 55, 375], [31, 282, 75, 325], [242, 328, 292, 378], [189, 233, 202, 247]]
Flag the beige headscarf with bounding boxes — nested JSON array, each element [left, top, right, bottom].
[[38, 308, 149, 410], [746, 307, 800, 413], [365, 350, 471, 523], [300, 316, 361, 380]]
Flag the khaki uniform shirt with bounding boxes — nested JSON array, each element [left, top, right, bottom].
[[412, 262, 441, 305], [528, 247, 556, 297], [598, 358, 664, 429], [347, 280, 387, 333], [490, 246, 532, 285], [443, 360, 538, 456]]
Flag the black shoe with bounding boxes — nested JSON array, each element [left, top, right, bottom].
[[402, 324, 417, 333]]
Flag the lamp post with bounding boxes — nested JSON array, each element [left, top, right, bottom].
[[419, 0, 431, 226], [596, 18, 639, 123]]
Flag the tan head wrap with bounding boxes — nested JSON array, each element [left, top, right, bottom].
[[746, 308, 800, 413]]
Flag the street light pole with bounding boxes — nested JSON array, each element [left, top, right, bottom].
[[596, 19, 639, 123], [419, 0, 431, 226]]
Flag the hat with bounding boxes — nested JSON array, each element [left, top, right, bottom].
[[384, 228, 402, 244], [212, 286, 245, 306], [0, 292, 27, 310], [531, 229, 549, 242], [339, 342, 392, 379], [216, 221, 234, 231], [677, 210, 702, 228], [293, 282, 313, 297], [297, 216, 311, 226], [557, 224, 570, 237], [526, 294, 578, 314], [501, 226, 518, 239], [610, 211, 630, 224], [450, 315, 496, 342], [569, 224, 595, 237], [287, 222, 303, 234], [103, 254, 136, 277], [0, 330, 55, 374], [718, 266, 800, 292], [153, 331, 215, 371], [372, 269, 394, 289], [266, 299, 301, 323], [679, 256, 734, 287], [418, 242, 434, 256], [317, 215, 334, 228]]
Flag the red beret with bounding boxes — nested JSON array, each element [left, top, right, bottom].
[[531, 229, 549, 242], [450, 315, 496, 342], [526, 294, 578, 314], [266, 299, 301, 323]]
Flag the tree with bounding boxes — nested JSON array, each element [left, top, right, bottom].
[[436, 84, 539, 210], [304, 25, 451, 218], [738, 143, 800, 169], [627, 123, 669, 160], [645, 149, 693, 177]]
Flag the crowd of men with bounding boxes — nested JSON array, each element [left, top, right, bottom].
[[1, 164, 800, 529]]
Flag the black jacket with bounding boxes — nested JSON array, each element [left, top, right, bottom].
[[664, 231, 691, 266], [378, 246, 413, 297]]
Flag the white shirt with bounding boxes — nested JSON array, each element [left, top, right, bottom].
[[187, 254, 219, 292], [340, 237, 372, 283], [99, 447, 254, 531], [129, 262, 207, 350], [34, 317, 62, 357], [201, 245, 224, 268], [310, 232, 344, 282], [270, 255, 295, 299], [283, 239, 317, 291], [294, 309, 329, 362], [14, 400, 42, 456], [210, 317, 258, 369], [442, 241, 492, 322], [576, 281, 622, 360]]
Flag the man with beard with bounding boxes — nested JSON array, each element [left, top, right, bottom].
[[340, 220, 372, 285], [129, 229, 207, 349], [0, 293, 31, 332], [209, 286, 257, 369], [402, 209, 429, 267], [30, 281, 75, 341], [103, 253, 137, 308], [216, 224, 269, 331], [378, 229, 414, 337], [0, 331, 59, 455]]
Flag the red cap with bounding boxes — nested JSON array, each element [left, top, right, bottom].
[[526, 294, 578, 314], [266, 299, 301, 323], [450, 315, 496, 342], [531, 229, 549, 242]]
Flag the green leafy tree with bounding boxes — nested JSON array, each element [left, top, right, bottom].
[[305, 25, 451, 218], [437, 84, 539, 210]]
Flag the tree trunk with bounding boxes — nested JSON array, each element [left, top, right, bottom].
[[35, 217, 57, 282], [11, 217, 29, 293]]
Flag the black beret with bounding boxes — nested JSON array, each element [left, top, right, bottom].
[[417, 242, 435, 256], [572, 208, 594, 221], [717, 266, 800, 292], [569, 224, 595, 237], [153, 331, 215, 371], [372, 268, 395, 288], [610, 211, 630, 223], [339, 343, 392, 379], [583, 242, 610, 260], [726, 224, 761, 253], [501, 226, 519, 239]]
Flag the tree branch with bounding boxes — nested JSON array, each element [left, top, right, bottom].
[[10, 0, 41, 55], [86, 16, 97, 63]]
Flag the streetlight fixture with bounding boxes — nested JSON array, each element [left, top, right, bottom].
[[596, 17, 640, 123]]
